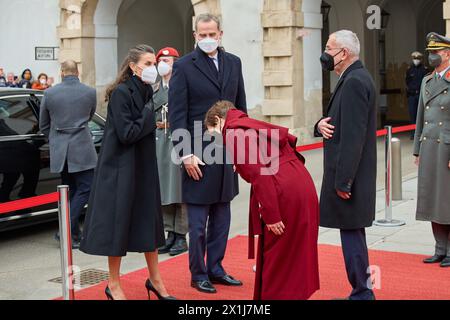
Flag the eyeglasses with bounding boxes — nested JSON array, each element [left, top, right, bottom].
[[325, 47, 344, 53]]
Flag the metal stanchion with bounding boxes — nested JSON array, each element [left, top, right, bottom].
[[374, 126, 405, 227], [392, 137, 403, 201], [58, 185, 75, 300]]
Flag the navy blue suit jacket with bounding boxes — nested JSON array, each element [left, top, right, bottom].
[[169, 47, 247, 204]]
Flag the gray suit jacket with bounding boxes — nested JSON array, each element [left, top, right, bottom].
[[39, 76, 97, 173]]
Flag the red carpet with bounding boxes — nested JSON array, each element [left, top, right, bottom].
[[72, 235, 450, 300]]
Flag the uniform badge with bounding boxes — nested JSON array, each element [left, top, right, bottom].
[[445, 70, 450, 82]]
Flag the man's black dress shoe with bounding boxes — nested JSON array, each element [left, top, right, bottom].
[[169, 235, 188, 256], [191, 280, 217, 294], [54, 233, 80, 250], [423, 254, 446, 264], [158, 232, 175, 254], [210, 275, 243, 286], [440, 257, 450, 268], [72, 240, 80, 250]]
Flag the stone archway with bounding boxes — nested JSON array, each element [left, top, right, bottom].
[[57, 0, 221, 87], [261, 0, 323, 142]]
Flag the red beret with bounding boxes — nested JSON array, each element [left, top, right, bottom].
[[156, 47, 180, 61]]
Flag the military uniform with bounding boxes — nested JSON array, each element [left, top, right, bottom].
[[153, 47, 188, 256], [413, 32, 450, 267]]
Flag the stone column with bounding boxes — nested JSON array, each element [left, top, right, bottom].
[[192, 0, 221, 16], [444, 0, 450, 37], [58, 0, 98, 86], [261, 0, 323, 143]]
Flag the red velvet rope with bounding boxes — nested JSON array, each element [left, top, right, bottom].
[[297, 124, 416, 152], [0, 193, 59, 215]]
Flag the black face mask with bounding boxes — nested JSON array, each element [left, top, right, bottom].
[[320, 49, 344, 71], [428, 53, 443, 69]]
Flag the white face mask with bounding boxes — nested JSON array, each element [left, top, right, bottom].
[[157, 61, 172, 77], [140, 66, 158, 85], [40, 79, 47, 85], [413, 59, 421, 66], [197, 37, 219, 54]]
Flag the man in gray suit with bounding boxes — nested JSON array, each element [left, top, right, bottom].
[[39, 60, 97, 248]]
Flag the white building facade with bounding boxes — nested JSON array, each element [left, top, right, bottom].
[[0, 0, 447, 142]]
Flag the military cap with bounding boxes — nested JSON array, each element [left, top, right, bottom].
[[156, 47, 180, 61], [426, 32, 450, 51], [411, 51, 423, 58]]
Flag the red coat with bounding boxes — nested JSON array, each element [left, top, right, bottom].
[[223, 110, 320, 300]]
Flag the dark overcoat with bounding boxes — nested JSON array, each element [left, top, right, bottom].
[[314, 61, 377, 230], [168, 47, 247, 204], [80, 76, 165, 257]]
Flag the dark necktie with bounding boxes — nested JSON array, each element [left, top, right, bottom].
[[206, 56, 219, 78]]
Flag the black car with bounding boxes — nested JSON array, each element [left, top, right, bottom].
[[0, 88, 105, 232]]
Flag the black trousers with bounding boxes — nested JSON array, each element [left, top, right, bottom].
[[340, 228, 375, 300], [61, 165, 94, 240], [0, 170, 39, 202], [408, 94, 420, 125]]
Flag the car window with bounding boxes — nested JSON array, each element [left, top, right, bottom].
[[0, 96, 38, 136], [89, 118, 103, 132]]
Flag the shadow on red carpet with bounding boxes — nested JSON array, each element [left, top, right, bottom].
[[70, 235, 450, 300]]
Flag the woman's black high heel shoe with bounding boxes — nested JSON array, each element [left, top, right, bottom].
[[145, 279, 177, 300], [105, 287, 114, 300]]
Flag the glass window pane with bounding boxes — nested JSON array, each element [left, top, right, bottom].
[[0, 97, 38, 136]]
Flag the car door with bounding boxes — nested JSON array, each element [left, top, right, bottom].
[[0, 92, 105, 231], [0, 93, 59, 226]]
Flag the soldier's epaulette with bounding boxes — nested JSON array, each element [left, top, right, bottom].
[[444, 69, 450, 82]]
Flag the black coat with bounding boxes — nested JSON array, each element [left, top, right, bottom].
[[314, 61, 377, 230], [168, 47, 247, 204], [80, 77, 165, 257], [406, 63, 429, 95]]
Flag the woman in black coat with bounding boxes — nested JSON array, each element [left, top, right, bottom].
[[80, 45, 175, 301]]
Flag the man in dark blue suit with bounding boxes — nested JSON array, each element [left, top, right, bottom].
[[169, 13, 247, 294]]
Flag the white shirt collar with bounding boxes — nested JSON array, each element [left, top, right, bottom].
[[210, 52, 218, 60]]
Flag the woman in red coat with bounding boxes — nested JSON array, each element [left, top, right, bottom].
[[205, 101, 320, 300]]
